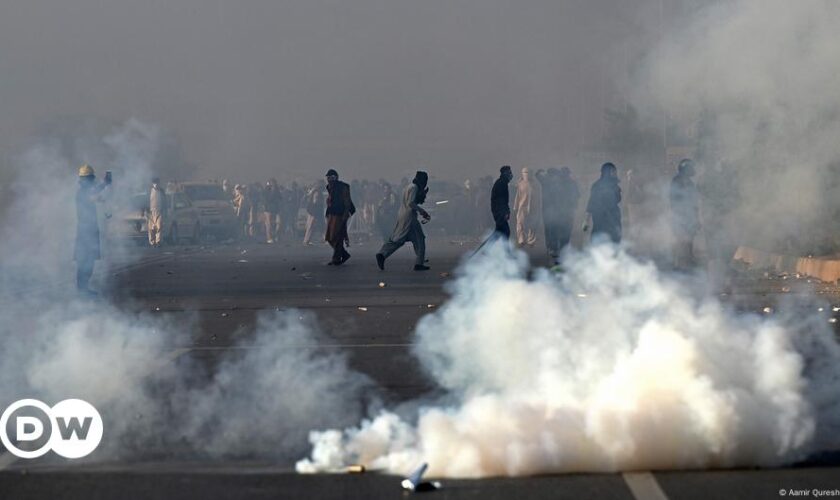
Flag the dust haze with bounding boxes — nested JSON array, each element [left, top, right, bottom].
[[0, 0, 664, 184]]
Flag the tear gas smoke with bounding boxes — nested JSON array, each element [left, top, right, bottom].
[[631, 0, 840, 253], [0, 120, 369, 461], [297, 244, 840, 477], [0, 301, 371, 460], [0, 118, 164, 290]]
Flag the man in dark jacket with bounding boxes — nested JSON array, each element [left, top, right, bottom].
[[75, 164, 108, 295], [324, 169, 356, 265], [584, 162, 622, 243], [491, 166, 513, 239], [537, 167, 580, 261]]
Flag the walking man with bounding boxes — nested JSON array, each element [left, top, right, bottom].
[[376, 171, 431, 271], [491, 166, 514, 239], [324, 169, 356, 265]]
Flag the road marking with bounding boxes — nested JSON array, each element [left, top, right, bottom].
[[623, 472, 670, 500]]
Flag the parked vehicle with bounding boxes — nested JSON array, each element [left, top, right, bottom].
[[178, 182, 238, 239]]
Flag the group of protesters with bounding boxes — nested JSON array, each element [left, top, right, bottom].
[[75, 159, 715, 293]]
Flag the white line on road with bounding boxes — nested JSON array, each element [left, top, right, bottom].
[[623, 472, 670, 500]]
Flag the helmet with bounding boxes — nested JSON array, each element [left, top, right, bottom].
[[678, 158, 695, 175], [78, 164, 95, 177]]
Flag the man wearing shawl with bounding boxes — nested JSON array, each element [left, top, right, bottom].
[[375, 171, 431, 271], [514, 167, 541, 247], [324, 169, 356, 265]]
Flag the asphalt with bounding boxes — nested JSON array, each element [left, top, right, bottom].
[[1, 237, 839, 500]]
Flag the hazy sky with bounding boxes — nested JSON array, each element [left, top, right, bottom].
[[0, 0, 667, 182]]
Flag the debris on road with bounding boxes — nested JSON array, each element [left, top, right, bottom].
[[378, 282, 387, 288], [426, 304, 436, 309], [401, 463, 441, 493], [346, 465, 365, 474], [763, 307, 773, 314], [358, 307, 368, 312]]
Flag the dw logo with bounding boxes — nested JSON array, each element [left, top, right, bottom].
[[0, 399, 103, 459]]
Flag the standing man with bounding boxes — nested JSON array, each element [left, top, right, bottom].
[[303, 181, 324, 245], [263, 179, 281, 244], [376, 171, 431, 271], [537, 167, 580, 262], [75, 164, 108, 295], [324, 169, 356, 265], [555, 167, 580, 254], [148, 177, 167, 247], [670, 158, 700, 270], [584, 162, 622, 243], [514, 167, 540, 247], [376, 182, 399, 241], [233, 184, 252, 241], [491, 166, 514, 239]]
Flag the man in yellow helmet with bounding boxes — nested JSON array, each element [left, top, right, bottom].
[[75, 165, 109, 295]]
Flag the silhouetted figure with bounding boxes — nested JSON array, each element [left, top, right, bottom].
[[670, 158, 701, 270], [538, 167, 579, 261], [491, 166, 514, 239], [376, 182, 399, 240], [75, 164, 108, 295], [585, 162, 622, 243], [324, 169, 356, 265], [376, 171, 431, 271]]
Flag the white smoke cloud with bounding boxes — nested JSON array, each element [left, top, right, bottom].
[[631, 0, 840, 251], [297, 244, 840, 477], [0, 119, 370, 462]]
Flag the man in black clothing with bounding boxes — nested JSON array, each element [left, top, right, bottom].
[[537, 167, 580, 261], [584, 162, 622, 243], [324, 169, 356, 265], [491, 165, 513, 239]]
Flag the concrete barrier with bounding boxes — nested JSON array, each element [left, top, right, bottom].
[[734, 246, 840, 283]]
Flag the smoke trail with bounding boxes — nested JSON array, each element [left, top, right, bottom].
[[297, 244, 840, 477]]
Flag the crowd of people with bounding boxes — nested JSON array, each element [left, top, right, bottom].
[[75, 160, 715, 294]]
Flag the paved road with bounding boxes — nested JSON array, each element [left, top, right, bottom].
[[1, 239, 838, 500]]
